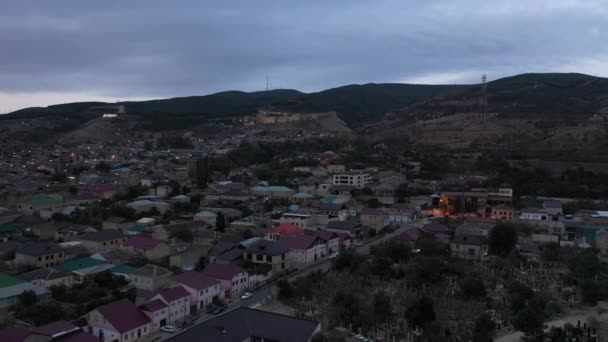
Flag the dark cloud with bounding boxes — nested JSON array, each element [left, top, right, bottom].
[[0, 0, 607, 108]]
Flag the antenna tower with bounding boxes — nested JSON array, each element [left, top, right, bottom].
[[480, 74, 488, 113]]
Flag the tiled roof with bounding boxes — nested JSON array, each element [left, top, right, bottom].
[[55, 257, 107, 272], [132, 264, 172, 278], [18, 242, 63, 256], [96, 299, 150, 334], [140, 299, 167, 312], [395, 228, 420, 242], [277, 235, 321, 250], [172, 271, 219, 290], [159, 286, 190, 302], [360, 208, 383, 215], [19, 268, 72, 282], [124, 235, 162, 250], [313, 230, 339, 241], [81, 230, 124, 242], [201, 263, 245, 281], [268, 223, 304, 236], [245, 240, 290, 256]]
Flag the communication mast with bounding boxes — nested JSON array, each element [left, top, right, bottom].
[[480, 74, 488, 113]]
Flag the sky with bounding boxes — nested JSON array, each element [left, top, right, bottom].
[[1, 0, 607, 112]]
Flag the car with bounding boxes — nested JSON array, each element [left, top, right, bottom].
[[208, 304, 227, 315], [240, 291, 253, 300], [329, 252, 340, 259], [160, 325, 176, 333]]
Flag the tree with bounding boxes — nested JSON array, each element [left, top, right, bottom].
[[461, 277, 486, 300], [366, 198, 381, 208], [18, 290, 38, 307], [373, 291, 392, 323], [161, 209, 175, 224], [170, 227, 193, 242], [215, 212, 226, 232], [406, 295, 435, 329], [489, 222, 518, 257], [513, 303, 544, 339], [195, 256, 208, 271], [196, 157, 210, 190], [277, 279, 294, 300], [471, 313, 496, 342]]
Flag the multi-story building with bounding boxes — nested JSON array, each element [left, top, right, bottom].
[[332, 171, 370, 189], [201, 263, 250, 298], [85, 299, 152, 342], [243, 240, 291, 273], [171, 271, 223, 311], [359, 208, 387, 232], [130, 264, 173, 291], [150, 286, 191, 325], [491, 205, 515, 220], [277, 235, 326, 268], [80, 230, 127, 253], [15, 242, 65, 268]]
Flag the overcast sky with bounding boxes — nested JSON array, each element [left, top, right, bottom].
[[1, 0, 607, 112]]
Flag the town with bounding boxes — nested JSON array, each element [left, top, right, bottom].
[[0, 109, 607, 342]]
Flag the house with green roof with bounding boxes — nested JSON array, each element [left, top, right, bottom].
[[0, 273, 50, 317], [54, 257, 113, 283], [17, 195, 63, 214], [0, 224, 22, 242]]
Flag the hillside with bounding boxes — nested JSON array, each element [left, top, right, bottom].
[[4, 73, 608, 129]]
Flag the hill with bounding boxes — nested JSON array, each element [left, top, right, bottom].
[[4, 73, 608, 128]]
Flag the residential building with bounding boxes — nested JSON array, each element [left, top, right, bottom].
[[123, 235, 171, 260], [360, 208, 387, 232], [277, 235, 326, 268], [0, 273, 50, 317], [165, 307, 320, 342], [332, 171, 370, 189], [15, 242, 65, 268], [85, 299, 152, 342], [171, 272, 223, 311], [150, 286, 191, 325], [243, 240, 291, 273], [80, 230, 127, 253], [267, 222, 305, 240], [491, 205, 515, 220], [313, 230, 340, 254], [54, 257, 114, 283], [18, 268, 74, 289], [140, 300, 168, 332], [130, 264, 173, 291], [326, 220, 363, 240], [201, 263, 250, 297], [450, 234, 489, 260]]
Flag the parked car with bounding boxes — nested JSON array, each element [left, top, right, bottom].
[[240, 291, 253, 300], [208, 304, 227, 315], [160, 325, 176, 333]]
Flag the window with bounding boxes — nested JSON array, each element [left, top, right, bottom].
[[256, 254, 263, 261]]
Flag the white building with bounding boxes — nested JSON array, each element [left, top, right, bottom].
[[332, 172, 370, 189]]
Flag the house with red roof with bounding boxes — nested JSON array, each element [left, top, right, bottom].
[[171, 272, 223, 311], [139, 299, 168, 332], [267, 222, 304, 240], [123, 235, 170, 260], [201, 263, 250, 297], [85, 299, 152, 342], [150, 286, 191, 325], [360, 207, 388, 232], [277, 235, 326, 268]]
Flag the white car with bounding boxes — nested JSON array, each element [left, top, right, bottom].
[[240, 291, 253, 300], [329, 252, 340, 259], [160, 325, 177, 333]]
